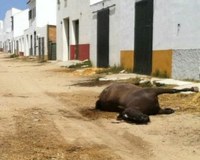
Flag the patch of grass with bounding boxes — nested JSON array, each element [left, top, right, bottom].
[[96, 65, 128, 74], [10, 54, 19, 58], [72, 78, 112, 87], [68, 60, 92, 69], [183, 79, 200, 83]]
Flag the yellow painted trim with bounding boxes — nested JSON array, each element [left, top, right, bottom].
[[152, 50, 173, 77], [120, 50, 134, 72]]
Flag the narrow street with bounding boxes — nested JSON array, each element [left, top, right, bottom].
[[0, 53, 199, 160]]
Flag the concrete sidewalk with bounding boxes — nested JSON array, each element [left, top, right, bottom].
[[99, 73, 200, 91], [53, 59, 200, 91]]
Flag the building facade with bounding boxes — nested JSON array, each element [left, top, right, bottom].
[[24, 0, 57, 59], [57, 0, 91, 61]]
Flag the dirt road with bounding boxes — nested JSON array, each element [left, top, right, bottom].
[[0, 53, 199, 160]]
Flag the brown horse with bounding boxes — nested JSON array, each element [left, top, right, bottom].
[[96, 83, 198, 124]]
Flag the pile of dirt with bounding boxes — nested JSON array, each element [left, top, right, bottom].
[[49, 68, 75, 73], [73, 68, 102, 76], [79, 108, 117, 120]]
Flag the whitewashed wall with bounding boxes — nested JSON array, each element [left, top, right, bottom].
[[171, 0, 200, 80], [36, 0, 57, 27], [153, 0, 174, 50], [153, 0, 200, 50], [12, 9, 29, 54], [0, 21, 3, 49], [13, 9, 29, 38]]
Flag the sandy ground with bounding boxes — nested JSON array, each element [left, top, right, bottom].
[[0, 53, 199, 160]]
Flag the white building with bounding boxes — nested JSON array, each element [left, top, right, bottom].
[[12, 9, 29, 55], [3, 8, 22, 52], [56, 0, 91, 61], [24, 0, 57, 58], [90, 0, 200, 80], [0, 20, 3, 50]]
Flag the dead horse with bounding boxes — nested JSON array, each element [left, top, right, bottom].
[[95, 83, 198, 124]]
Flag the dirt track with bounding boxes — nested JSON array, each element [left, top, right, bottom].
[[0, 53, 199, 160]]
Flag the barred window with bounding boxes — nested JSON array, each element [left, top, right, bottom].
[[28, 10, 32, 20], [11, 16, 14, 31], [64, 0, 67, 7], [57, 0, 61, 10], [28, 8, 36, 20]]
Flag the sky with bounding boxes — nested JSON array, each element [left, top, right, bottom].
[[0, 0, 28, 20]]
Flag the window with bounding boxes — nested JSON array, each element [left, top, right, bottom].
[[57, 0, 61, 10], [29, 10, 32, 20], [28, 8, 36, 20], [64, 0, 67, 7], [11, 16, 14, 31]]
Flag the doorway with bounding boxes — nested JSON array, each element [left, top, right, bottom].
[[73, 20, 79, 59], [134, 0, 153, 75], [64, 18, 70, 60], [97, 9, 109, 67]]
